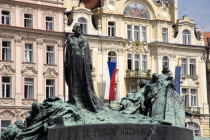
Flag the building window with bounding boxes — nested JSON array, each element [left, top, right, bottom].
[[24, 14, 33, 28], [78, 18, 87, 34], [25, 44, 33, 62], [182, 88, 189, 107], [46, 46, 54, 64], [24, 78, 34, 99], [108, 51, 116, 62], [142, 26, 147, 42], [181, 58, 187, 74], [183, 30, 190, 45], [2, 41, 11, 61], [134, 26, 140, 41], [127, 54, 132, 70], [162, 56, 169, 69], [2, 77, 11, 98], [129, 83, 136, 93], [191, 89, 197, 107], [134, 54, 140, 70], [108, 22, 115, 37], [162, 28, 168, 42], [1, 11, 10, 25], [46, 79, 55, 98], [127, 25, 132, 40], [142, 55, 147, 71], [189, 59, 196, 75], [186, 122, 200, 136], [46, 17, 53, 31], [1, 120, 11, 133]]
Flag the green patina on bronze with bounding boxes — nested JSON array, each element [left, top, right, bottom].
[[0, 24, 185, 140]]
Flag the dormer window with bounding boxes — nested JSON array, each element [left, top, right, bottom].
[[183, 30, 190, 45], [78, 18, 87, 34]]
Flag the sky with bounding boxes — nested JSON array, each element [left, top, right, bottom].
[[178, 0, 210, 32]]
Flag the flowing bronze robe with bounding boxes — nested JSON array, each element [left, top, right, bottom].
[[65, 35, 102, 112]]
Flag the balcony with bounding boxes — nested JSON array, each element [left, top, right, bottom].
[[126, 69, 151, 78], [185, 107, 201, 115]]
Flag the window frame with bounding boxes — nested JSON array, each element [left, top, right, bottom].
[[134, 25, 140, 41], [142, 55, 147, 71], [162, 56, 169, 70], [78, 18, 87, 34], [127, 53, 133, 70], [162, 27, 168, 42], [24, 13, 33, 28], [189, 59, 196, 75], [2, 41, 11, 61], [127, 24, 132, 41], [134, 54, 140, 70], [24, 78, 34, 99], [46, 16, 54, 31], [46, 79, 55, 98], [46, 46, 54, 65], [0, 120, 11, 134], [183, 29, 190, 45], [1, 77, 11, 98], [108, 51, 117, 63], [25, 43, 33, 62], [1, 11, 10, 25], [108, 21, 115, 37], [142, 26, 147, 42]]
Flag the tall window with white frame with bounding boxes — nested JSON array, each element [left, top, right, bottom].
[[162, 28, 168, 42], [127, 25, 132, 41], [186, 122, 200, 136], [24, 78, 34, 99], [142, 26, 147, 42], [2, 41, 11, 61], [25, 44, 33, 62], [134, 54, 140, 70], [46, 17, 53, 31], [162, 56, 169, 69], [108, 51, 117, 63], [78, 18, 87, 34], [182, 88, 189, 107], [1, 11, 10, 25], [127, 54, 132, 70], [142, 55, 147, 71], [24, 14, 33, 28], [1, 120, 11, 133], [181, 58, 187, 74], [108, 22, 115, 37], [189, 59, 196, 75], [183, 30, 190, 45], [191, 89, 197, 107], [46, 79, 55, 98], [2, 77, 11, 98], [46, 46, 54, 64], [134, 26, 140, 41]]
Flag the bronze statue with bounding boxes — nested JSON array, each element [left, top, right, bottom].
[[65, 23, 103, 112]]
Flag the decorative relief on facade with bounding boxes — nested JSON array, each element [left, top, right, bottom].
[[36, 38, 44, 47], [0, 31, 15, 40], [107, 0, 116, 11], [181, 76, 199, 87], [15, 33, 22, 44], [44, 9, 56, 17], [22, 33, 37, 42], [0, 65, 15, 75], [0, 99, 14, 105], [0, 3, 13, 10], [21, 66, 38, 77], [22, 99, 37, 105], [43, 68, 58, 78], [0, 110, 15, 119], [21, 111, 30, 118], [43, 39, 57, 45], [123, 3, 150, 19], [24, 6, 35, 14]]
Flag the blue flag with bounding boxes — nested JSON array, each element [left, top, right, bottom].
[[174, 66, 181, 94]]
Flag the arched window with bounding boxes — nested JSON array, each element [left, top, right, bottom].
[[185, 122, 201, 136], [183, 30, 190, 45], [162, 56, 169, 69], [108, 51, 116, 63], [78, 18, 87, 34]]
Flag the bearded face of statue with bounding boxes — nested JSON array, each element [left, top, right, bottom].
[[74, 25, 82, 36]]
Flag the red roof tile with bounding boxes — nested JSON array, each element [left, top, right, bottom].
[[204, 32, 210, 46], [82, 0, 101, 9]]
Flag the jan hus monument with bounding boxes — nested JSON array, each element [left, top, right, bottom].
[[0, 23, 194, 140]]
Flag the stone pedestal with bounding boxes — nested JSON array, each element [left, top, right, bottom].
[[48, 124, 194, 140]]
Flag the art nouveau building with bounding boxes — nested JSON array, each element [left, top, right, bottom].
[[64, 0, 209, 137], [0, 0, 65, 133]]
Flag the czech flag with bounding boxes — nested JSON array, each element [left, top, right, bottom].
[[104, 62, 117, 101]]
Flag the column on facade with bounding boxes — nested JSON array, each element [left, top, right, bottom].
[[200, 57, 209, 114], [37, 39, 44, 103], [97, 46, 104, 99], [58, 43, 64, 100], [169, 54, 177, 77], [101, 48, 108, 99], [14, 37, 22, 106]]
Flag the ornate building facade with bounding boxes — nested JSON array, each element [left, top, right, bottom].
[[0, 0, 65, 133], [64, 0, 209, 137]]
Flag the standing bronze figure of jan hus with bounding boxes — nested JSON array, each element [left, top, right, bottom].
[[65, 23, 103, 112]]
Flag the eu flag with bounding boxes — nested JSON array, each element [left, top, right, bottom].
[[174, 66, 181, 94]]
